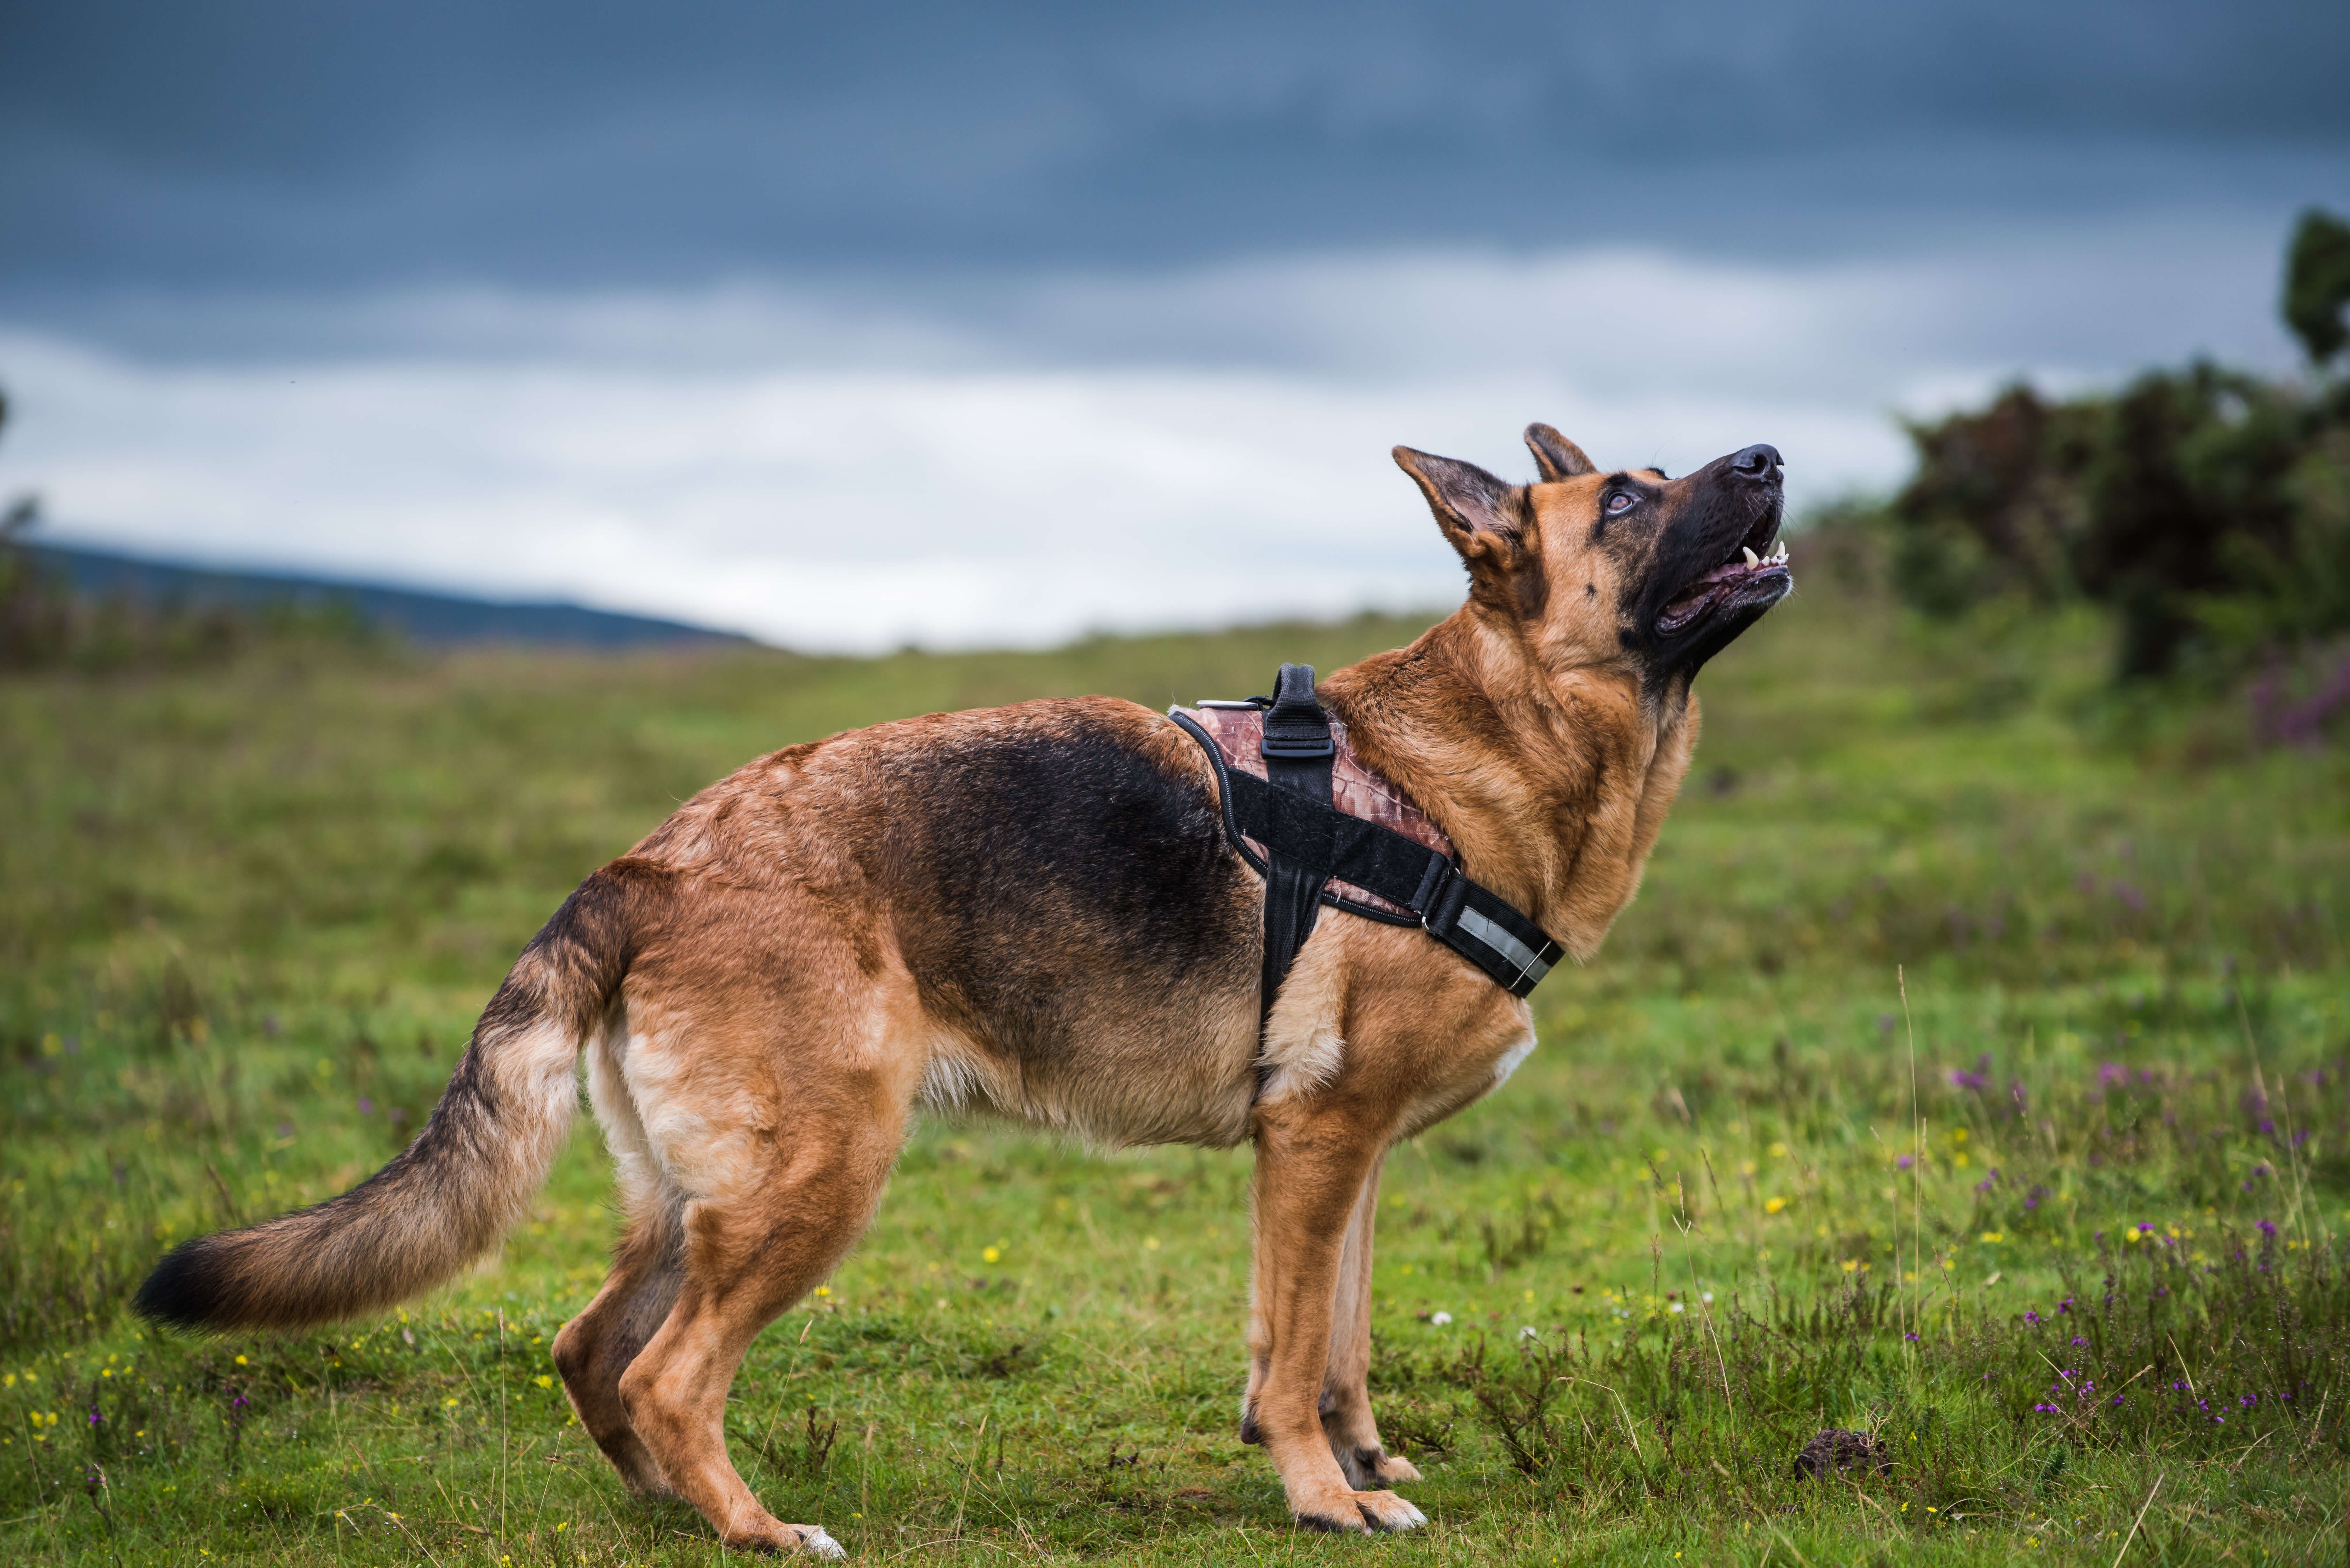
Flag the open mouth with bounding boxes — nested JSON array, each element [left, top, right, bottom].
[[1656, 511, 1791, 635]]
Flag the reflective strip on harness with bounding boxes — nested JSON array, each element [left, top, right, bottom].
[[1454, 902, 1556, 992], [1169, 707, 1565, 1002]]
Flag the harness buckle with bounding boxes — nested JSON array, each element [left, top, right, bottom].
[[1416, 858, 1463, 931], [1259, 730, 1336, 759]]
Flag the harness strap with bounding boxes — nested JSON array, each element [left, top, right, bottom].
[[1218, 765, 1563, 998], [1167, 671, 1566, 1068], [1254, 665, 1337, 1057]]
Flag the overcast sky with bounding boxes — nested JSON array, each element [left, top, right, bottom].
[[2, 2, 2345, 647]]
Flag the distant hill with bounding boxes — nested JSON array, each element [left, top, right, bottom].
[[26, 542, 750, 649]]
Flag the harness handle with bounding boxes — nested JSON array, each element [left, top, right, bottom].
[[1260, 663, 1336, 760], [1253, 665, 1335, 1083]]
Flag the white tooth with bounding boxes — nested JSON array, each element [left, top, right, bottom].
[[1742, 546, 1759, 568]]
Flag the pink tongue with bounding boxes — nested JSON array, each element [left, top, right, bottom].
[[1662, 556, 1760, 620], [1672, 561, 1741, 604]]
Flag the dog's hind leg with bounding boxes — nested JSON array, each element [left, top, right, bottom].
[[552, 1014, 686, 1494], [613, 1059, 909, 1557], [1321, 1149, 1422, 1490], [551, 1185, 684, 1495], [1245, 1105, 1425, 1534]]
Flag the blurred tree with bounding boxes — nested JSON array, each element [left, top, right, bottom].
[[2283, 208, 2350, 367], [2076, 364, 2306, 678], [1885, 385, 2098, 614], [0, 387, 73, 667], [1872, 215, 2350, 686]]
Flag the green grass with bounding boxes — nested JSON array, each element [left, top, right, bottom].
[[2, 584, 2346, 1565]]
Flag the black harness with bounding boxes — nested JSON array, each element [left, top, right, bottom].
[[1168, 664, 1565, 1073]]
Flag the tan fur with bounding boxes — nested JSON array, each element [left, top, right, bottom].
[[140, 425, 1787, 1552]]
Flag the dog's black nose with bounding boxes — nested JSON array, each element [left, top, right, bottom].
[[1730, 444, 1782, 478]]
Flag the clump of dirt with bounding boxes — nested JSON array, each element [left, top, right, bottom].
[[1792, 1428, 1890, 1479]]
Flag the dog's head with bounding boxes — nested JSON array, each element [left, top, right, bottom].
[[1394, 424, 1791, 687]]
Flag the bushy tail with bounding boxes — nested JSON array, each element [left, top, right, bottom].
[[134, 863, 658, 1332]]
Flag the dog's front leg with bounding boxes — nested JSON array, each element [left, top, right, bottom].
[[1245, 1107, 1427, 1533], [1322, 1149, 1423, 1490]]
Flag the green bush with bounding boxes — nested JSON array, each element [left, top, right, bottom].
[[1885, 385, 2098, 615], [2285, 208, 2350, 367], [1872, 212, 2350, 687]]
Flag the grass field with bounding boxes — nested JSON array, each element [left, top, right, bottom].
[[3, 569, 2347, 1565]]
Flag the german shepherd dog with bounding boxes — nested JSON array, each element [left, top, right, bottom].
[[136, 426, 1791, 1553]]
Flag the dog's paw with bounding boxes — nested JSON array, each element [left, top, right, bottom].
[[710, 1514, 844, 1557], [725, 1522, 845, 1557], [1293, 1505, 1368, 1534], [1294, 1489, 1427, 1534], [1337, 1444, 1422, 1489], [1353, 1489, 1428, 1532]]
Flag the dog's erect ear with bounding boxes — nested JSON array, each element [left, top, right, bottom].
[[1393, 447, 1526, 564], [1524, 424, 1596, 483]]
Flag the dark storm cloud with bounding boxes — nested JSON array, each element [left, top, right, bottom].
[[3, 0, 2346, 292]]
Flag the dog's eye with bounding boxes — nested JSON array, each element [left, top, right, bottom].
[[1604, 491, 1638, 516]]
